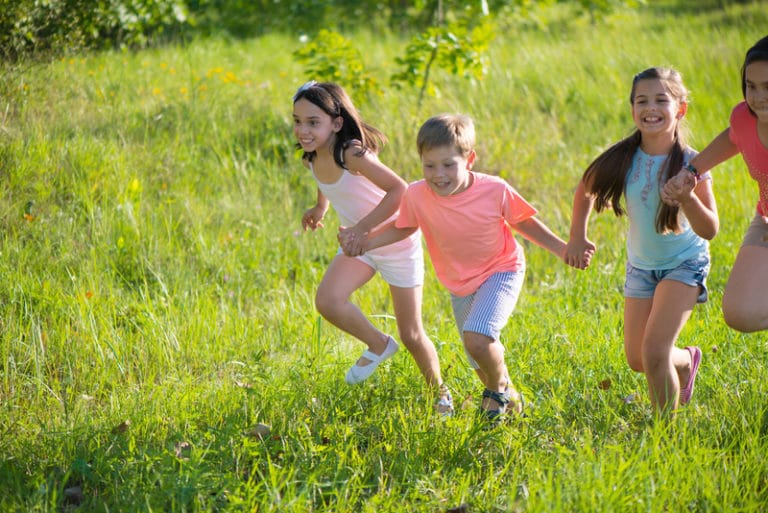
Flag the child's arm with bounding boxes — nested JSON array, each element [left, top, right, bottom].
[[564, 180, 597, 269], [662, 128, 738, 206], [340, 221, 416, 257], [670, 176, 719, 240], [302, 188, 330, 231], [342, 144, 407, 254], [689, 128, 739, 173], [511, 216, 567, 261]]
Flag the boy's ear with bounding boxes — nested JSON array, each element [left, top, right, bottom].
[[676, 102, 688, 119], [466, 150, 477, 169]]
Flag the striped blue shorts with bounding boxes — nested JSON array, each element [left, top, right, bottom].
[[450, 270, 525, 370]]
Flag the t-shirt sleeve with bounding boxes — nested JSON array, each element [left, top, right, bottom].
[[728, 101, 747, 147], [502, 184, 538, 225], [394, 186, 419, 229]]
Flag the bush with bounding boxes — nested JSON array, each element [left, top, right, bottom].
[[0, 0, 189, 60]]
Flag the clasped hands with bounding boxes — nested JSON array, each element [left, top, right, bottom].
[[335, 168, 712, 268], [562, 168, 697, 271], [660, 169, 697, 207], [564, 240, 596, 270], [338, 225, 367, 256], [662, 168, 768, 227]]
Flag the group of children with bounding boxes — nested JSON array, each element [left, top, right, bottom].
[[291, 35, 768, 421]]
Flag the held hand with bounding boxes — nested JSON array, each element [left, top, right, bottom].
[[301, 206, 326, 231], [564, 238, 596, 270], [581, 246, 595, 269], [338, 225, 367, 256], [337, 226, 354, 255], [661, 171, 696, 207]]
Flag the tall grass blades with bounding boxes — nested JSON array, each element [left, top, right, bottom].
[[1, 2, 767, 511]]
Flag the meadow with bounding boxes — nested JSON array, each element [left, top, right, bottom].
[[1, 2, 768, 511]]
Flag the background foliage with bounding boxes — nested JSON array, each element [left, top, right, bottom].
[[1, 0, 645, 59]]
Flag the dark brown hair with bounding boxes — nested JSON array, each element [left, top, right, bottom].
[[583, 67, 689, 233], [742, 35, 768, 115], [292, 81, 386, 168]]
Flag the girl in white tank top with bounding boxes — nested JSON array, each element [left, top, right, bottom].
[[292, 81, 452, 415]]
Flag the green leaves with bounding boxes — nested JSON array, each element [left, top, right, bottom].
[[293, 29, 382, 100], [391, 17, 495, 104], [294, 14, 495, 108]]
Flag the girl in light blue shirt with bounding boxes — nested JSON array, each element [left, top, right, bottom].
[[565, 67, 719, 417], [625, 147, 709, 270]]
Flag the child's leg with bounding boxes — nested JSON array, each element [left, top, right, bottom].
[[464, 332, 523, 414], [316, 254, 390, 363], [389, 284, 442, 388], [625, 281, 699, 413], [623, 297, 652, 374], [722, 245, 768, 332], [456, 271, 525, 414], [463, 331, 511, 393]]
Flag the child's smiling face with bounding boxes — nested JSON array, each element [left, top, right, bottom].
[[630, 78, 685, 139], [292, 98, 341, 153], [745, 60, 768, 122], [420, 144, 475, 197]]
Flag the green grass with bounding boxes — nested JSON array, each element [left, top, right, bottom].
[[1, 1, 768, 511]]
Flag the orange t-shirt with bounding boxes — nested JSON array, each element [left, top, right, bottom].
[[396, 172, 537, 296]]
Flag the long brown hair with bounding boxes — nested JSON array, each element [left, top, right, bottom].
[[583, 67, 689, 233], [292, 81, 386, 167]]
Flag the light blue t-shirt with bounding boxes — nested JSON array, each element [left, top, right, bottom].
[[625, 148, 710, 270]]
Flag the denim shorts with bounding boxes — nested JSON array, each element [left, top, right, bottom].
[[450, 270, 525, 369], [624, 255, 710, 304]]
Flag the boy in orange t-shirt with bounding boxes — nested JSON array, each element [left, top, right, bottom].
[[340, 114, 589, 422]]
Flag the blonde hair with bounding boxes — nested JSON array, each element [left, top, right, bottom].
[[416, 114, 475, 157]]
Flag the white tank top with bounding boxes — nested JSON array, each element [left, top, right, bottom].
[[311, 163, 393, 229], [309, 161, 420, 257]]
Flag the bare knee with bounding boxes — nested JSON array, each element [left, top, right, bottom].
[[722, 308, 751, 332], [722, 299, 765, 333], [315, 290, 341, 319], [463, 331, 492, 358], [397, 327, 430, 351], [624, 343, 644, 373], [626, 353, 644, 373], [641, 344, 668, 375]]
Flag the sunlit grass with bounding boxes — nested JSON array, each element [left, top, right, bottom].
[[1, 2, 768, 511]]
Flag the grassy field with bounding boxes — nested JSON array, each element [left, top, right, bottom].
[[1, 1, 768, 511]]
